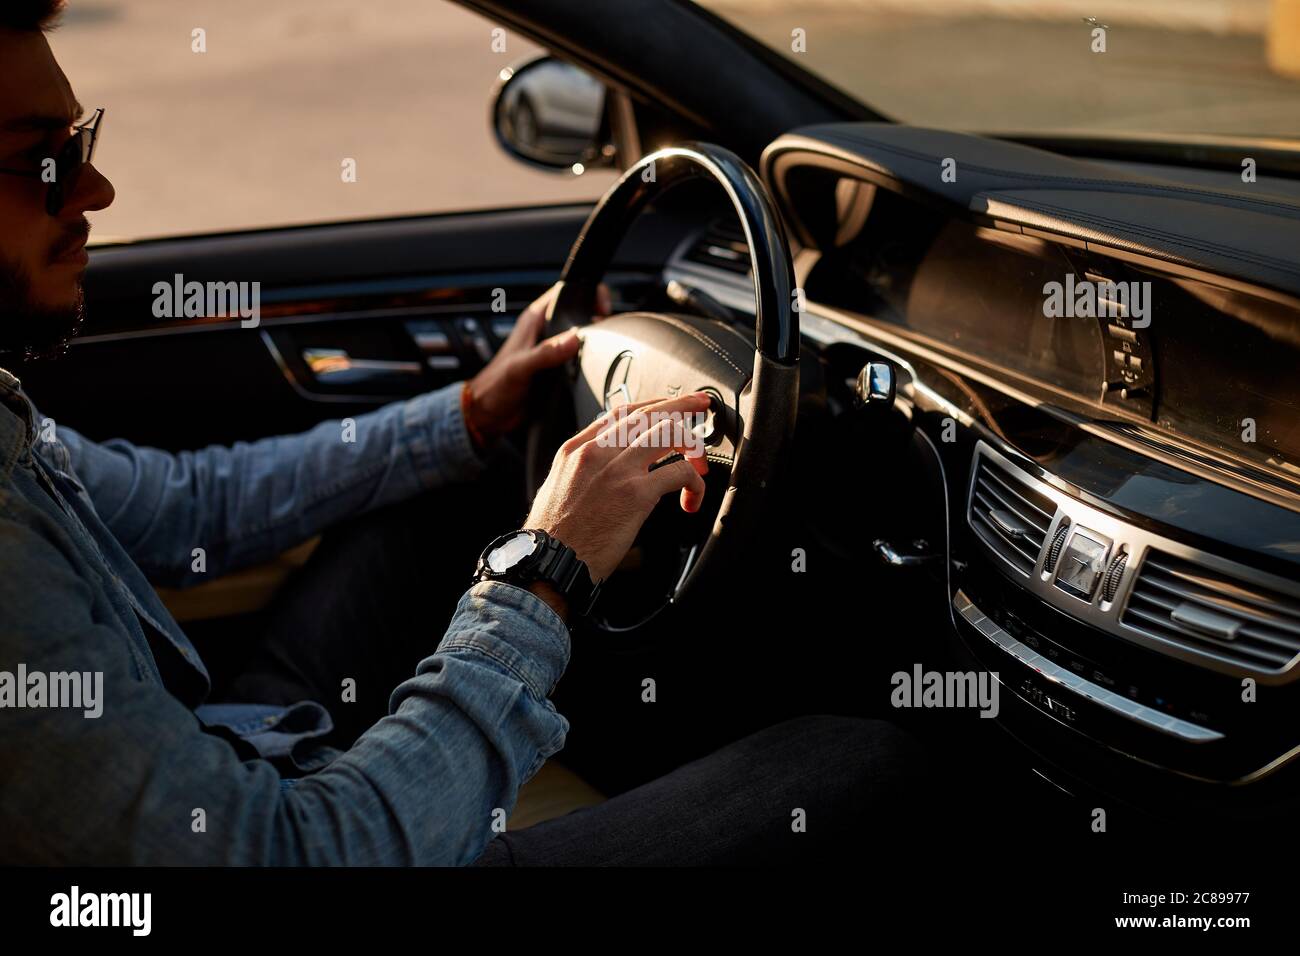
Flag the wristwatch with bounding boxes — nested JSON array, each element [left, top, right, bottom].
[[473, 529, 601, 618]]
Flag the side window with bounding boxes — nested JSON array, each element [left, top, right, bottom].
[[51, 1, 618, 240]]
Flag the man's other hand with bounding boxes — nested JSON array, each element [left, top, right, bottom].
[[463, 281, 612, 446], [524, 393, 711, 584]]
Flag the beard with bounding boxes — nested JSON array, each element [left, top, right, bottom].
[[0, 234, 89, 365]]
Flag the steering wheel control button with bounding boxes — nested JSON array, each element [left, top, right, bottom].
[[694, 388, 726, 447]]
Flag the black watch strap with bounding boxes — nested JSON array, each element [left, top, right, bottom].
[[475, 530, 601, 618]]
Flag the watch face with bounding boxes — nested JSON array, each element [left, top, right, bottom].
[[486, 531, 538, 573]]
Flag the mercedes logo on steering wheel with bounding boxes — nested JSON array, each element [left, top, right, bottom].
[[604, 350, 634, 411]]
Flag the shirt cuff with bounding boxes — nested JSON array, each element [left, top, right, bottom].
[[436, 581, 571, 701], [401, 381, 488, 489]]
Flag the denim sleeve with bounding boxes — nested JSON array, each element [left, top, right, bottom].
[[0, 518, 570, 866], [53, 382, 484, 586]]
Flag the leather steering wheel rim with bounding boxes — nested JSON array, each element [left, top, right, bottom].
[[527, 142, 799, 616]]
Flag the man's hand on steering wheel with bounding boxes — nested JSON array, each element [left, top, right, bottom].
[[462, 281, 612, 447], [525, 392, 712, 585]]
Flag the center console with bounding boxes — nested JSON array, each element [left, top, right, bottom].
[[953, 437, 1300, 791]]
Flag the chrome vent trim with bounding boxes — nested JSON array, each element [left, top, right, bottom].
[[954, 590, 1223, 743], [966, 440, 1300, 685], [1122, 552, 1300, 676], [967, 451, 1057, 576]]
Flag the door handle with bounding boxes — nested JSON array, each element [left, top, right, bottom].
[[301, 348, 423, 386]]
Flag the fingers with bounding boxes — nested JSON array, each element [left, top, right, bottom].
[[598, 392, 710, 441], [646, 456, 707, 513], [518, 280, 608, 338], [563, 396, 666, 450], [601, 392, 710, 458], [571, 392, 712, 480], [517, 326, 581, 375], [565, 392, 708, 451], [510, 280, 611, 366], [620, 409, 710, 470], [505, 283, 559, 351]]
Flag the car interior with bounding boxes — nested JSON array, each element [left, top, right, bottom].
[[17, 0, 1300, 845]]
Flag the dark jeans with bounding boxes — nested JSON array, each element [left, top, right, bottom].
[[217, 476, 934, 865], [473, 713, 931, 866]]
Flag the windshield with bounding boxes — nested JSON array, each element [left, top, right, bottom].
[[694, 0, 1300, 141]]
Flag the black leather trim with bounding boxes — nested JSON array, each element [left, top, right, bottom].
[[763, 123, 1300, 297]]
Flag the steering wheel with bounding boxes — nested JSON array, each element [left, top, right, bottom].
[[526, 143, 799, 630]]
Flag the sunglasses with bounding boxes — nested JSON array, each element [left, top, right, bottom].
[[0, 108, 105, 216]]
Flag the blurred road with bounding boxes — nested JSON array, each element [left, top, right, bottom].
[[704, 0, 1300, 138], [52, 0, 616, 241], [50, 0, 1300, 242]]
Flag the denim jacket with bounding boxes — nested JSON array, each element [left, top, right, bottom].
[[0, 368, 570, 865]]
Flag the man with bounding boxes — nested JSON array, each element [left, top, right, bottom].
[[0, 1, 928, 865]]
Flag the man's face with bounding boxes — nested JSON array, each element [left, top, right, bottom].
[[0, 27, 114, 361]]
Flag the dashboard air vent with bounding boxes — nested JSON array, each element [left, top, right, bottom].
[[683, 219, 752, 277], [969, 454, 1057, 576], [1123, 552, 1300, 675]]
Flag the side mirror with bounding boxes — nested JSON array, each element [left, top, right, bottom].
[[491, 54, 617, 173]]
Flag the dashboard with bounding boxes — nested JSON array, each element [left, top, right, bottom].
[[805, 194, 1300, 495], [664, 121, 1300, 825]]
